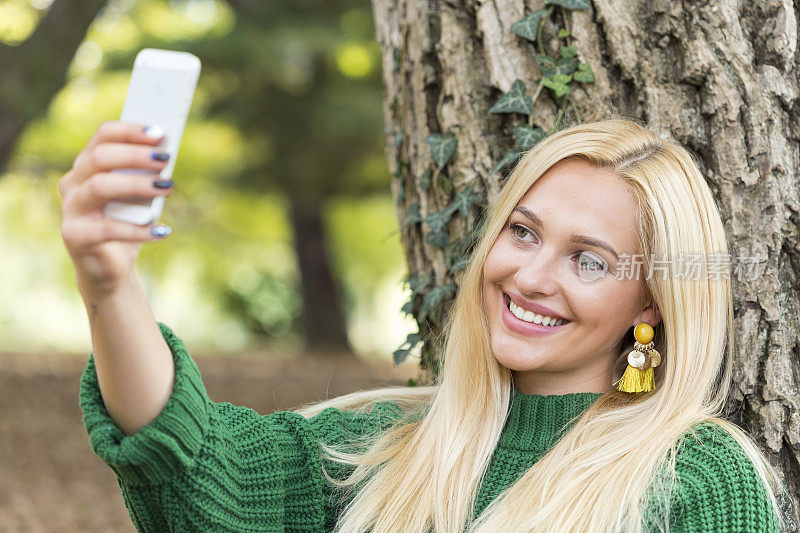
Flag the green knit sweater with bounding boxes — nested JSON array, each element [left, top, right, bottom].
[[80, 323, 780, 532]]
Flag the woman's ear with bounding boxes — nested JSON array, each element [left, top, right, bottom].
[[632, 300, 661, 328], [650, 301, 661, 328]]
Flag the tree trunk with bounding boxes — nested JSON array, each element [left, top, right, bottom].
[[287, 196, 353, 354], [0, 0, 107, 173], [371, 0, 800, 525]]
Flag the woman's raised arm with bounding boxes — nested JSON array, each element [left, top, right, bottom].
[[59, 120, 176, 435]]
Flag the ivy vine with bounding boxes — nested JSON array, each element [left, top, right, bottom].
[[394, 0, 596, 384]]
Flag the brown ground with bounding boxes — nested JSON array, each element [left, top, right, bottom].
[[0, 349, 418, 532]]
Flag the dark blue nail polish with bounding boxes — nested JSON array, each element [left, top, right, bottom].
[[153, 180, 174, 189], [151, 151, 170, 161], [151, 225, 172, 238]]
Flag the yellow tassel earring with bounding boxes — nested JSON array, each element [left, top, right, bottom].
[[613, 322, 661, 393]]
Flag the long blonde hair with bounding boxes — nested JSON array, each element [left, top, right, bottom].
[[293, 116, 790, 532]]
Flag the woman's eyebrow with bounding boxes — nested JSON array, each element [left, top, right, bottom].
[[512, 206, 620, 260]]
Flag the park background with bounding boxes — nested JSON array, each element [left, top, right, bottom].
[[0, 0, 419, 529], [0, 0, 420, 359], [4, 0, 800, 529]]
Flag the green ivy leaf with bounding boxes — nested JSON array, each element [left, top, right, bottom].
[[449, 223, 483, 273], [573, 62, 595, 83], [406, 202, 421, 225], [558, 28, 570, 38], [536, 55, 559, 77], [420, 282, 456, 322], [393, 347, 410, 364], [426, 132, 458, 168], [423, 205, 456, 232], [449, 254, 471, 273], [492, 149, 523, 174], [407, 378, 418, 387], [444, 237, 465, 271], [451, 184, 480, 216], [556, 56, 579, 75], [537, 55, 578, 77], [408, 269, 432, 294], [510, 9, 550, 42], [512, 125, 547, 152], [394, 332, 422, 364], [425, 229, 450, 248], [545, 0, 590, 10], [404, 332, 422, 348], [509, 79, 527, 94], [489, 79, 533, 115], [560, 45, 577, 58], [420, 167, 432, 191], [542, 77, 572, 98], [438, 173, 454, 195]]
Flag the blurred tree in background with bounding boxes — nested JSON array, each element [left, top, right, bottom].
[[0, 0, 414, 358], [187, 0, 390, 351], [0, 0, 106, 171]]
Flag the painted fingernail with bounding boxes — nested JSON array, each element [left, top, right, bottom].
[[143, 125, 165, 139], [151, 225, 172, 238], [151, 151, 170, 161], [153, 179, 174, 189]]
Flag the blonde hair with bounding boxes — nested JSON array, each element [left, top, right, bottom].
[[293, 116, 790, 532]]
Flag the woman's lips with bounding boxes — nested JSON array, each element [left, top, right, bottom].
[[503, 291, 570, 322], [501, 293, 571, 337]]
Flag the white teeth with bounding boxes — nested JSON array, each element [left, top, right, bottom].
[[508, 300, 565, 327]]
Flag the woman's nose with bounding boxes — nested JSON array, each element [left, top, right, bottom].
[[513, 250, 560, 295]]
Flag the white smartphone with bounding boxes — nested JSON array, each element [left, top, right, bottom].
[[103, 48, 201, 226]]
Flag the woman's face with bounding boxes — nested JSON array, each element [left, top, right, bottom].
[[482, 157, 661, 395]]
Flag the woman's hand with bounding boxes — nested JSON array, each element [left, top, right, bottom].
[[59, 121, 175, 295]]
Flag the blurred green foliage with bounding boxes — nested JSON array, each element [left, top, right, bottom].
[[0, 0, 415, 357]]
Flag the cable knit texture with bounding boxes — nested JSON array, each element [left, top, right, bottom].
[[80, 323, 780, 532]]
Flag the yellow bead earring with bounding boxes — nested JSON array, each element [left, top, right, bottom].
[[613, 322, 661, 393]]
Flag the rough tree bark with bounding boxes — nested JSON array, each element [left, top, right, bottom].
[[370, 0, 800, 526], [0, 0, 107, 173]]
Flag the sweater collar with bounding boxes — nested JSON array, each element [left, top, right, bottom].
[[497, 387, 602, 453]]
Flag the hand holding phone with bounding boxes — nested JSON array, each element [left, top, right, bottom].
[[103, 48, 201, 225], [58, 49, 201, 296]]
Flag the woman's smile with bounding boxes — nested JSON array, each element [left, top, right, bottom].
[[501, 291, 571, 337]]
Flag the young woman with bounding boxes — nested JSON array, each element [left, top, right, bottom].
[[60, 117, 789, 531]]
